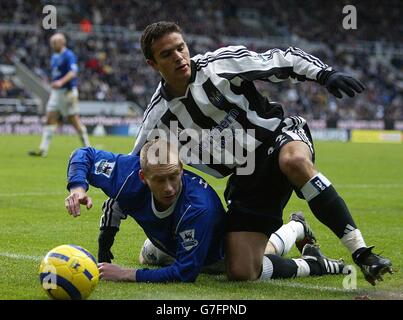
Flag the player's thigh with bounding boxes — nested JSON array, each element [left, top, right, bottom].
[[275, 116, 315, 162], [278, 140, 317, 187], [46, 89, 66, 116], [65, 88, 79, 117], [279, 140, 313, 162], [67, 114, 83, 131], [45, 111, 60, 124], [225, 231, 268, 280], [224, 150, 292, 236]]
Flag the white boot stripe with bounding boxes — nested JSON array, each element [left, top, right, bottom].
[[324, 259, 329, 272], [334, 262, 339, 274], [328, 260, 334, 273]]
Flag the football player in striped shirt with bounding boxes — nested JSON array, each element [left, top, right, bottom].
[[130, 21, 392, 285]]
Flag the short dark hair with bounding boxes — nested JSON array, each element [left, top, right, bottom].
[[140, 21, 183, 61]]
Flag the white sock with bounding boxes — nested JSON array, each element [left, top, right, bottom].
[[292, 259, 311, 277], [269, 220, 304, 256], [340, 228, 366, 254], [79, 125, 91, 147], [39, 125, 57, 152], [259, 256, 274, 280]]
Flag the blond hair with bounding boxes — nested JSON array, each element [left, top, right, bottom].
[[140, 139, 181, 174], [50, 33, 66, 45]]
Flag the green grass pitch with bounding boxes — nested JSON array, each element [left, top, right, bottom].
[[0, 135, 401, 300]]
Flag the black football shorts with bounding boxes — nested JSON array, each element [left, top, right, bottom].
[[224, 116, 315, 236]]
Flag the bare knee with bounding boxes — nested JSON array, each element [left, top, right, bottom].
[[279, 151, 311, 174], [279, 143, 316, 187], [68, 116, 85, 133], [226, 259, 261, 281], [46, 112, 59, 125], [225, 232, 267, 281]]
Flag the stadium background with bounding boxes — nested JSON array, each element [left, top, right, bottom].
[[0, 0, 402, 301], [1, 0, 402, 139]]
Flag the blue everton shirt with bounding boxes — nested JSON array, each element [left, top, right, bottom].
[[51, 48, 78, 89], [67, 148, 226, 283]]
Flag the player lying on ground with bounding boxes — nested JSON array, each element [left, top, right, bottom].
[[138, 208, 318, 271], [130, 21, 392, 285], [65, 139, 347, 283]]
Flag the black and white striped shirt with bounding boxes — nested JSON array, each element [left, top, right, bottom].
[[132, 46, 329, 178]]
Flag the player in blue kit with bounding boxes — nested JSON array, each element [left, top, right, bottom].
[[65, 139, 346, 283], [29, 33, 90, 157]]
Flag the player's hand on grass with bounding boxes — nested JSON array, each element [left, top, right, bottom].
[[98, 263, 136, 282], [319, 70, 365, 98], [65, 187, 93, 217]]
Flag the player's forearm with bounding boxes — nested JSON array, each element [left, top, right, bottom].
[[284, 47, 330, 81], [136, 267, 183, 283], [121, 268, 137, 282], [67, 148, 95, 190], [58, 71, 77, 86], [67, 147, 120, 198], [67, 163, 90, 191], [135, 263, 200, 283]]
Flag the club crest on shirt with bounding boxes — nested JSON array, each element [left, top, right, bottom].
[[95, 159, 115, 178], [256, 53, 269, 62], [207, 89, 225, 106], [179, 229, 198, 251]]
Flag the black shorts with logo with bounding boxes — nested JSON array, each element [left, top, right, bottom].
[[224, 116, 315, 236]]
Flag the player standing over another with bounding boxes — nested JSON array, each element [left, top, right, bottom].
[[29, 33, 90, 157], [132, 21, 392, 285]]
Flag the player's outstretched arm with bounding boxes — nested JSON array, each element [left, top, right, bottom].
[[67, 147, 123, 198], [279, 47, 365, 98], [65, 186, 93, 217]]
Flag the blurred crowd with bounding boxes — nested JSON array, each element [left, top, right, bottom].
[[0, 0, 401, 120], [0, 71, 31, 99]]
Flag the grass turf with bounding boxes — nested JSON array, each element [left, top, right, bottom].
[[0, 135, 401, 300]]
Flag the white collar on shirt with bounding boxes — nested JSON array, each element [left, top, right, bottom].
[[151, 184, 183, 219]]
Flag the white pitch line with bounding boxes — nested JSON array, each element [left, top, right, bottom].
[[0, 252, 42, 262], [214, 183, 403, 191], [2, 251, 400, 298], [336, 183, 403, 189], [0, 184, 402, 197], [268, 279, 355, 293], [0, 191, 68, 197], [0, 190, 104, 197], [268, 280, 403, 299], [1, 250, 349, 293]]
